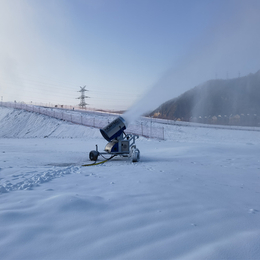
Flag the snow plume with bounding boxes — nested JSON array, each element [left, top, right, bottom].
[[0, 54, 25, 102], [0, 1, 75, 104], [191, 71, 260, 119], [124, 1, 260, 124]]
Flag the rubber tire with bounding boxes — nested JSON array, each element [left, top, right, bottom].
[[89, 150, 99, 161], [132, 149, 140, 162]]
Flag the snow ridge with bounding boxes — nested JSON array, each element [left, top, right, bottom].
[[0, 166, 80, 194]]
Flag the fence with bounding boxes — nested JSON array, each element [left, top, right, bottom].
[[189, 114, 260, 127], [151, 114, 260, 132], [0, 102, 165, 140]]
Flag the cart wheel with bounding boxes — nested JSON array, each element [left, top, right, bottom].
[[89, 150, 99, 161], [132, 148, 140, 162]]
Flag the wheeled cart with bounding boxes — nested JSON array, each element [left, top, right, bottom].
[[89, 117, 140, 163]]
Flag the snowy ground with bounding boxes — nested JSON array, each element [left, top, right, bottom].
[[0, 107, 260, 260]]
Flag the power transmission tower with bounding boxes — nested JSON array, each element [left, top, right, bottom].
[[77, 86, 89, 109]]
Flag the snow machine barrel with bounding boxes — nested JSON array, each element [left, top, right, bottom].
[[100, 116, 127, 141]]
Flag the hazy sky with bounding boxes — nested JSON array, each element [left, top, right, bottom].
[[0, 0, 260, 110]]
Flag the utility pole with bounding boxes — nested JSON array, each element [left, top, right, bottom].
[[77, 86, 89, 109]]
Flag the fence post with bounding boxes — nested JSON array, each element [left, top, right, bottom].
[[150, 120, 152, 138], [162, 127, 164, 140]]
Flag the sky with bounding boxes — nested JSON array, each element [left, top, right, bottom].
[[0, 0, 260, 111]]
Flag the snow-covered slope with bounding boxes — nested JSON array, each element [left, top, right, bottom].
[[0, 107, 260, 260], [0, 107, 100, 138]]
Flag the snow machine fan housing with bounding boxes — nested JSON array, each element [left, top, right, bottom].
[[89, 116, 140, 163], [100, 116, 127, 142]]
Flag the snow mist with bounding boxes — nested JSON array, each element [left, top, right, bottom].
[[123, 1, 260, 125]]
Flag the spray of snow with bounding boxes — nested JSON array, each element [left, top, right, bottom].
[[123, 2, 260, 124]]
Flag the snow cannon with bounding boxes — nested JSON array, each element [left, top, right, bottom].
[[89, 116, 140, 163], [100, 116, 127, 141]]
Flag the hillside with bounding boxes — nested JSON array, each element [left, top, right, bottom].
[[151, 70, 260, 126]]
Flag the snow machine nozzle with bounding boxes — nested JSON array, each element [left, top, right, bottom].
[[88, 116, 140, 164]]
